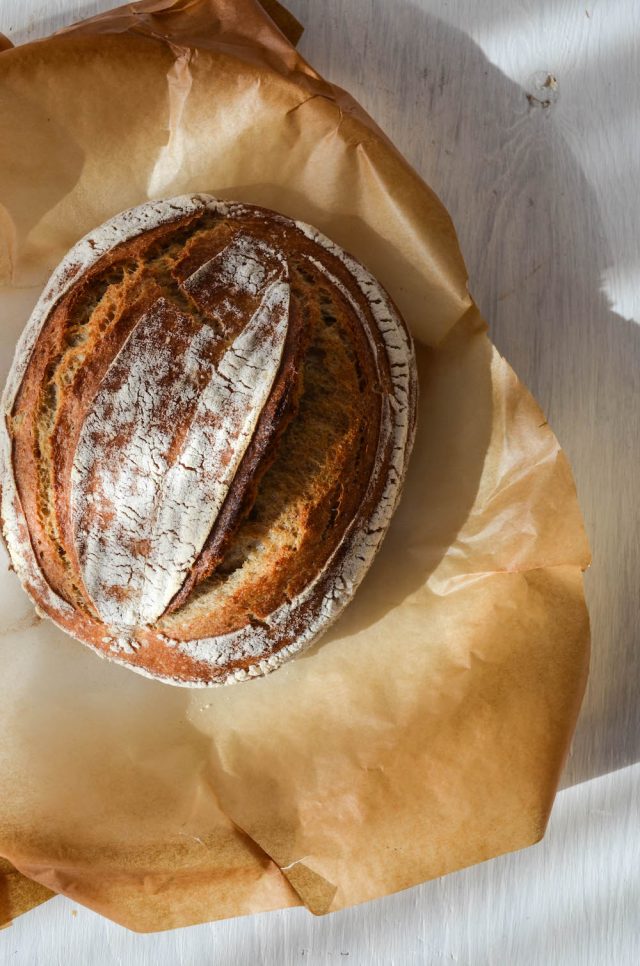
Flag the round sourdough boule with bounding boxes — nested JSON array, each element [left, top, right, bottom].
[[1, 195, 418, 686]]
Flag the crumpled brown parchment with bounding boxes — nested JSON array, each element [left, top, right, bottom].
[[0, 0, 590, 932]]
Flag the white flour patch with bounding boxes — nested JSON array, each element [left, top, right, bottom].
[[70, 253, 289, 629], [184, 234, 284, 309], [0, 194, 417, 686], [169, 247, 416, 685]]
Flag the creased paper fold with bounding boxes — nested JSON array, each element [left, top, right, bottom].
[[0, 0, 589, 932]]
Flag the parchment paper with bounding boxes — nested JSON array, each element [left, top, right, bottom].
[[0, 0, 590, 932]]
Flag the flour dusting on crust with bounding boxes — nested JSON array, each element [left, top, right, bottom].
[[0, 194, 417, 687], [70, 264, 290, 628], [169, 244, 415, 684]]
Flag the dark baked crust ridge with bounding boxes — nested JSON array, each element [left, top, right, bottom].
[[165, 295, 309, 615], [9, 209, 307, 623], [1, 195, 417, 686]]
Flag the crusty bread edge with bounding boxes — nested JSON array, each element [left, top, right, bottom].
[[0, 195, 418, 688], [1, 197, 224, 637]]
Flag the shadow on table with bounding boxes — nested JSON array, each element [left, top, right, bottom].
[[290, 0, 640, 787], [2, 0, 637, 788], [0, 0, 637, 944]]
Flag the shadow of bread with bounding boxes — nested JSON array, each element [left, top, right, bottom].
[[196, 184, 494, 640], [285, 0, 640, 787], [0, 0, 599, 932], [316, 313, 493, 645]]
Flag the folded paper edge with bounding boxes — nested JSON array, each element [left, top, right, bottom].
[[258, 0, 304, 46], [0, 858, 54, 929], [0, 1, 302, 55], [0, 0, 591, 934]]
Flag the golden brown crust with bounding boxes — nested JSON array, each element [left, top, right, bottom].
[[2, 196, 417, 686]]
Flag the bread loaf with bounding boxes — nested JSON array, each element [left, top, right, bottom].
[[1, 195, 417, 685]]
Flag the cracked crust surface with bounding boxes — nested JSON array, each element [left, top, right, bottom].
[[1, 195, 418, 686]]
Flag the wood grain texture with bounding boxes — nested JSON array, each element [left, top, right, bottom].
[[0, 0, 638, 962]]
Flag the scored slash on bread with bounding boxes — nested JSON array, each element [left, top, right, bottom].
[[1, 196, 418, 686], [71, 260, 298, 626]]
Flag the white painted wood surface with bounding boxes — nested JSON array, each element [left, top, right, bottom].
[[1, 0, 639, 962]]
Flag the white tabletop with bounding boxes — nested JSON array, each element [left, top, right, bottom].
[[1, 1, 639, 963]]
